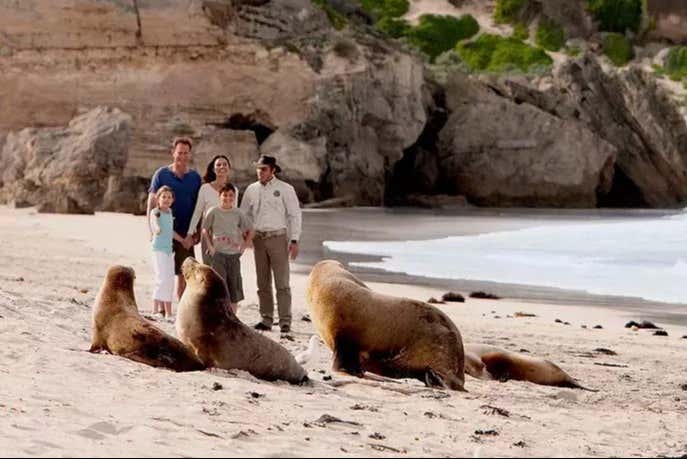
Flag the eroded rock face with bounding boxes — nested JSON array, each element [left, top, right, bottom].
[[438, 73, 617, 207], [293, 45, 429, 204], [647, 0, 687, 44], [0, 0, 430, 208], [502, 54, 687, 207], [0, 107, 132, 213]]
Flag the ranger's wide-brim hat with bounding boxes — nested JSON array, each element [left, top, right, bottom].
[[254, 155, 282, 173]]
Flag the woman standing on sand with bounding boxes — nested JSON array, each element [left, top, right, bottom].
[[188, 155, 238, 264]]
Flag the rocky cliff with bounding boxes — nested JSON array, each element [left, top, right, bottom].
[[1, 0, 687, 212]]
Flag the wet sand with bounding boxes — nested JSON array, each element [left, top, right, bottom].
[[299, 207, 687, 326]]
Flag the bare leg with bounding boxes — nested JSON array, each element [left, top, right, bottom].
[[164, 301, 173, 318], [229, 302, 238, 315]]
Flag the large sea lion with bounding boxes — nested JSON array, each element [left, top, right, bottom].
[[176, 258, 308, 384], [464, 343, 594, 390], [306, 260, 466, 390], [90, 265, 205, 372]]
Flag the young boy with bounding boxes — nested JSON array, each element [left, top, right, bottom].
[[202, 183, 254, 314]]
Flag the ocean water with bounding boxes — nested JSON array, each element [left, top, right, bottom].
[[323, 212, 687, 304]]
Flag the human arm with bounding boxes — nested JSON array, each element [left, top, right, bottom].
[[201, 209, 216, 255], [187, 184, 207, 238], [284, 186, 302, 260], [202, 228, 216, 256], [149, 210, 162, 236], [146, 170, 162, 241], [146, 193, 157, 240]]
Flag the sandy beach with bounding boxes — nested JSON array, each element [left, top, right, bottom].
[[1, 205, 687, 457]]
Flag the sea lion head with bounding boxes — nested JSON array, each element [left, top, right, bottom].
[[93, 265, 137, 321], [181, 257, 229, 301], [104, 265, 136, 293]]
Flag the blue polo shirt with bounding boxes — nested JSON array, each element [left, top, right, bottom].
[[149, 166, 201, 237]]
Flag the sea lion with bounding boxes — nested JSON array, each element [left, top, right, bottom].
[[306, 260, 466, 391], [464, 343, 594, 390], [89, 265, 205, 372], [176, 257, 308, 384]]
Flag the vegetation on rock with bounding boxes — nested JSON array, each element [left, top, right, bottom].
[[312, 0, 348, 30], [405, 14, 479, 61], [602, 33, 634, 66], [376, 16, 411, 38], [512, 23, 529, 41], [587, 0, 642, 33], [360, 0, 410, 19], [493, 0, 527, 24], [456, 34, 553, 74], [664, 47, 687, 82], [535, 19, 565, 52]]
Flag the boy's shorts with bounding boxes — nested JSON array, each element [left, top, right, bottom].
[[209, 252, 244, 303], [173, 240, 195, 275]]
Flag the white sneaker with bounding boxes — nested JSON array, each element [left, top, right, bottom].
[[152, 312, 165, 321], [166, 315, 176, 323]]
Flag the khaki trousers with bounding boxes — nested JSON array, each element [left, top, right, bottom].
[[253, 233, 291, 327]]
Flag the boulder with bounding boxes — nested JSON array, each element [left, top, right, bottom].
[[295, 44, 429, 204], [502, 54, 687, 207], [100, 176, 150, 215], [260, 130, 327, 203], [0, 107, 131, 213], [193, 127, 260, 188], [647, 0, 687, 44], [438, 73, 617, 207]]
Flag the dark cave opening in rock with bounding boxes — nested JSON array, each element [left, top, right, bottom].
[[597, 165, 648, 208], [208, 112, 276, 145], [384, 91, 449, 206]]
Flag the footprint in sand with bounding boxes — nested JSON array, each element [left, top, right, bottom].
[[76, 421, 132, 440]]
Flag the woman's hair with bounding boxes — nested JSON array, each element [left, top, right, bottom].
[[155, 185, 174, 201], [203, 155, 232, 183]]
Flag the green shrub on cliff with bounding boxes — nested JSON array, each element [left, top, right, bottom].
[[664, 46, 687, 82], [602, 33, 634, 66], [312, 0, 348, 29], [406, 14, 480, 61], [512, 23, 529, 41], [587, 0, 642, 33], [456, 34, 553, 74], [493, 0, 527, 24], [360, 0, 410, 19], [535, 19, 565, 52], [376, 16, 411, 38]]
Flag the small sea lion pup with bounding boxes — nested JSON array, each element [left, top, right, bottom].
[[90, 265, 205, 372], [306, 260, 466, 390], [176, 258, 308, 384], [464, 343, 595, 390]]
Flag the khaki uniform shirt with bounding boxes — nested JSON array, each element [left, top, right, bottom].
[[239, 177, 302, 242]]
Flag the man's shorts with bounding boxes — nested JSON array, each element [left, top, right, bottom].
[[173, 240, 195, 275]]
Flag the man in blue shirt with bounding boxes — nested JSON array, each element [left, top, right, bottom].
[[147, 137, 202, 300]]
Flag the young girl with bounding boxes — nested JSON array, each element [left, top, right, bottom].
[[150, 186, 176, 321]]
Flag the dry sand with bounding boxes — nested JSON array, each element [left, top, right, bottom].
[[1, 206, 687, 457]]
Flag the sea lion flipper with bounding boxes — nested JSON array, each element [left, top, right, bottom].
[[424, 368, 448, 389], [332, 337, 363, 377]]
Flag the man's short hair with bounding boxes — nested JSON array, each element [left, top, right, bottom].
[[172, 136, 193, 151], [219, 183, 237, 195]]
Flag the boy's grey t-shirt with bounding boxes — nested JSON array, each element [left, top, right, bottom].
[[202, 207, 253, 255]]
